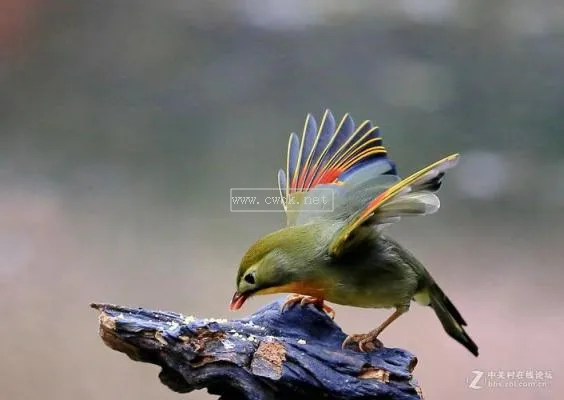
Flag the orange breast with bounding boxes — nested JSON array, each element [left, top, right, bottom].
[[256, 279, 329, 299]]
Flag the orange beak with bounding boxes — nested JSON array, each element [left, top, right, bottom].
[[230, 292, 248, 310]]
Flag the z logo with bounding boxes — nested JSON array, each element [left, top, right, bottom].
[[468, 370, 484, 389]]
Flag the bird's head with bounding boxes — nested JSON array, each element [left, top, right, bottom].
[[230, 226, 322, 310]]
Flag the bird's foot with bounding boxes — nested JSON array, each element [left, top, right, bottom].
[[280, 294, 335, 319], [342, 333, 384, 352]]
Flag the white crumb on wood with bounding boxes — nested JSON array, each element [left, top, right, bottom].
[[222, 340, 235, 350]]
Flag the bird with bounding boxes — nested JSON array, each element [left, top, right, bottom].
[[229, 110, 478, 356]]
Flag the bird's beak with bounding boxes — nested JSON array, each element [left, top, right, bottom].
[[230, 291, 248, 310]]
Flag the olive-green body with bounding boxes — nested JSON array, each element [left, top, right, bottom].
[[239, 222, 427, 309], [236, 217, 478, 357]]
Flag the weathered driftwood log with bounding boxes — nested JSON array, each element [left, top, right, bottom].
[[91, 299, 423, 400]]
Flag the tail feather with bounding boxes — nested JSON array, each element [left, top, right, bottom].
[[432, 282, 467, 327], [429, 284, 478, 357]]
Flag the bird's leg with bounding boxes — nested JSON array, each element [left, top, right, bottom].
[[342, 306, 408, 352], [281, 294, 336, 319]]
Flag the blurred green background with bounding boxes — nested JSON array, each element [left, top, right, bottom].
[[0, 1, 562, 399]]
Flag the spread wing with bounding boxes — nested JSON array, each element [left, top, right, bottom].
[[276, 110, 396, 225], [328, 153, 460, 256], [276, 110, 459, 248]]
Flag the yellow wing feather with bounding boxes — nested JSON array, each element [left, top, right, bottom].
[[329, 153, 460, 256]]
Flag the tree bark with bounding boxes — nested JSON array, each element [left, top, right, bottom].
[[91, 299, 423, 399]]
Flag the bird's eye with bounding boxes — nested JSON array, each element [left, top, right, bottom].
[[244, 273, 255, 285]]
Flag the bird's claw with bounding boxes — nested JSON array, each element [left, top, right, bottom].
[[280, 294, 335, 319], [342, 333, 384, 352]]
